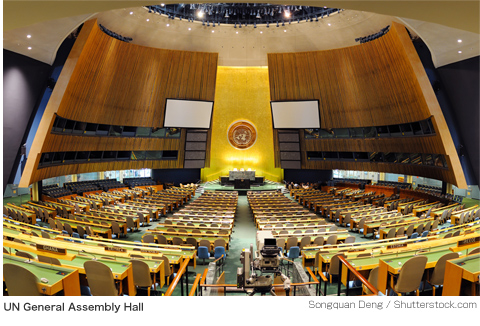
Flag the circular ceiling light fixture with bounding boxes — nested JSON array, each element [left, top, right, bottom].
[[144, 3, 341, 27]]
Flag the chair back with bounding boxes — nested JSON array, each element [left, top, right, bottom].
[[142, 234, 155, 243], [199, 239, 211, 249], [76, 225, 86, 238], [394, 255, 428, 294], [111, 221, 121, 235], [396, 226, 405, 237], [328, 253, 345, 276], [424, 221, 432, 231], [313, 236, 324, 246], [214, 246, 226, 260], [63, 223, 74, 235], [363, 266, 379, 295], [186, 237, 198, 248], [48, 218, 56, 230], [286, 237, 298, 251], [386, 228, 396, 239], [410, 232, 419, 239], [300, 236, 311, 249], [430, 252, 459, 286], [3, 263, 41, 296], [129, 260, 152, 288], [156, 234, 167, 245], [126, 217, 135, 231], [358, 217, 366, 230], [416, 224, 424, 235], [344, 236, 355, 244], [172, 237, 183, 246], [343, 213, 351, 226], [41, 231, 51, 239], [15, 250, 35, 260], [84, 260, 118, 296], [214, 238, 226, 249], [276, 238, 286, 252], [287, 246, 300, 259], [326, 234, 337, 245], [468, 247, 480, 255], [157, 255, 171, 277], [405, 224, 415, 237], [198, 246, 210, 259], [38, 255, 61, 266]]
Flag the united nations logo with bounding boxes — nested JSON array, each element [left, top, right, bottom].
[[227, 120, 257, 150]]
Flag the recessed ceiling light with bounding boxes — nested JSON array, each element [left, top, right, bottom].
[[284, 30, 287, 32], [212, 30, 215, 33], [27, 47, 32, 50], [129, 12, 133, 15], [236, 31, 238, 34], [27, 34, 31, 38], [458, 50, 462, 54], [328, 23, 331, 26], [146, 19, 149, 22], [458, 39, 462, 43], [160, 3, 165, 7], [188, 27, 191, 31], [260, 31, 263, 34], [166, 24, 170, 27]]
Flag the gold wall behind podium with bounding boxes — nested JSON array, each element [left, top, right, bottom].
[[201, 67, 283, 182]]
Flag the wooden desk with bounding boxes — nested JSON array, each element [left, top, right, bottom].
[[412, 202, 439, 216], [55, 218, 113, 239], [430, 203, 460, 218], [3, 254, 81, 296], [377, 248, 461, 295], [443, 254, 480, 296], [363, 216, 421, 236], [5, 204, 36, 224]]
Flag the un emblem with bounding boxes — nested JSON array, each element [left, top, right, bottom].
[[227, 120, 257, 150]]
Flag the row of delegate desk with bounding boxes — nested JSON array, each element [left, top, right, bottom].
[[301, 226, 480, 296], [145, 191, 238, 249], [3, 220, 198, 296], [248, 191, 351, 246]]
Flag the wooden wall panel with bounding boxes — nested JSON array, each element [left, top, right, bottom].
[[41, 135, 182, 153], [268, 26, 430, 128], [21, 19, 218, 186], [56, 22, 217, 127], [303, 136, 446, 155], [268, 21, 466, 187]]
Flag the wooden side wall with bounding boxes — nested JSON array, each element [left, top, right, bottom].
[[20, 19, 218, 186], [268, 22, 466, 187]]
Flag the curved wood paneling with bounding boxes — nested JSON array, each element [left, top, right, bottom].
[[57, 22, 217, 127], [303, 136, 445, 154], [20, 19, 217, 186], [268, 22, 467, 187], [268, 27, 430, 128]]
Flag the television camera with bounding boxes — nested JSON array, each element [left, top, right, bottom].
[[237, 231, 291, 296]]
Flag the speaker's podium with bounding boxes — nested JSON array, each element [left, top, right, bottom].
[[234, 179, 250, 189]]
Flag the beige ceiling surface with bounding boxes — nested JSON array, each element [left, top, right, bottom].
[[3, 1, 479, 67]]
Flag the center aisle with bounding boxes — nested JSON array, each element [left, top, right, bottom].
[[220, 195, 257, 283]]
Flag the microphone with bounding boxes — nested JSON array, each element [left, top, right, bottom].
[[80, 250, 97, 260]]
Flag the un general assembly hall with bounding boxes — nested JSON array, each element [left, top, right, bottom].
[[2, 1, 480, 301]]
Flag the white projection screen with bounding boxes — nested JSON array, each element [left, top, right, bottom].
[[163, 99, 213, 128], [271, 100, 320, 128]]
